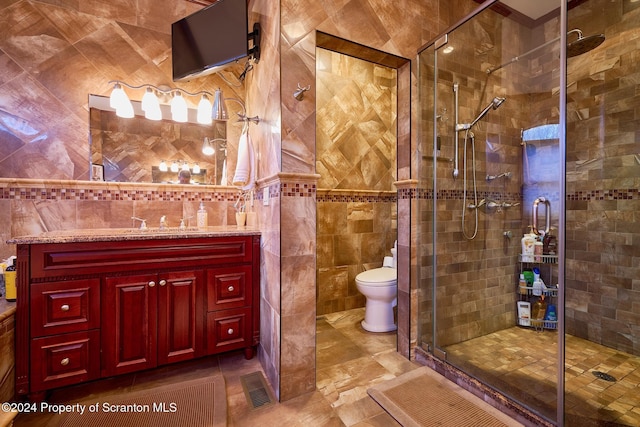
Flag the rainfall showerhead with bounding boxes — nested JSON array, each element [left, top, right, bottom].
[[486, 28, 606, 73], [567, 31, 605, 57]]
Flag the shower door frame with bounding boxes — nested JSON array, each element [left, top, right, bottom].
[[420, 0, 568, 424]]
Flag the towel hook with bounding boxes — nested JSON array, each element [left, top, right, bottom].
[[293, 83, 311, 101]]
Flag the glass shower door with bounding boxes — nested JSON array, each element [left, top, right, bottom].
[[418, 1, 563, 424]]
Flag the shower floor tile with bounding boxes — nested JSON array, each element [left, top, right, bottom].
[[444, 327, 640, 426]]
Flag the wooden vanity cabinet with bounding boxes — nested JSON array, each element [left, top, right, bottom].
[[101, 269, 205, 377], [15, 234, 260, 401]]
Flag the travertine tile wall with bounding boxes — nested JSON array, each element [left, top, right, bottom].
[[278, 0, 449, 400], [315, 49, 398, 316], [418, 3, 529, 349], [418, 0, 639, 359], [564, 0, 640, 356]]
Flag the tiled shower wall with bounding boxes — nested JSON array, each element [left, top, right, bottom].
[[418, 0, 640, 358], [564, 0, 640, 356], [418, 4, 529, 349], [315, 49, 398, 316]]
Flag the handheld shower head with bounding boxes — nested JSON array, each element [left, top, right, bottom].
[[466, 97, 506, 129]]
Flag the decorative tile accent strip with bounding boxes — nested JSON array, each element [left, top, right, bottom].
[[317, 192, 396, 203], [0, 186, 242, 202], [405, 187, 640, 203], [281, 182, 315, 198], [567, 188, 640, 201]]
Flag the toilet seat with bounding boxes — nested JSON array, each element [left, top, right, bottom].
[[356, 268, 396, 286]]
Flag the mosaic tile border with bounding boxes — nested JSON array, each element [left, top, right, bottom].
[[281, 182, 315, 198], [317, 192, 397, 203], [400, 187, 640, 202], [0, 187, 243, 202]]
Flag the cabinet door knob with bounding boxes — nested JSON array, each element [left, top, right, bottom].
[[148, 281, 156, 287], [159, 279, 167, 286], [227, 328, 234, 335], [61, 304, 70, 311], [61, 358, 70, 366], [227, 285, 235, 292]]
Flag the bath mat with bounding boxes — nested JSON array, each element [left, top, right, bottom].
[[57, 375, 226, 427], [368, 367, 522, 427]]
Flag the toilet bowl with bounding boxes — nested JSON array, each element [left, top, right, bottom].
[[356, 265, 398, 333]]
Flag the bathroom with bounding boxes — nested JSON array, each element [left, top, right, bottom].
[[0, 1, 638, 426]]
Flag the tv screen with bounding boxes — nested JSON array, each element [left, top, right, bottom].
[[172, 0, 248, 81]]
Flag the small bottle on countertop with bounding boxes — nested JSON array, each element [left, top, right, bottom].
[[197, 201, 208, 229]]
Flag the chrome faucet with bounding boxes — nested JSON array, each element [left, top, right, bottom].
[[131, 217, 147, 229]]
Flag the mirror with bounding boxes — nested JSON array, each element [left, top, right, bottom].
[[89, 94, 227, 184]]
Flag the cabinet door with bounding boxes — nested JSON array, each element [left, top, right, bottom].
[[157, 270, 205, 365], [102, 273, 157, 377]]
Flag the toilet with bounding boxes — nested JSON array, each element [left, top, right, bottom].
[[356, 243, 398, 332]]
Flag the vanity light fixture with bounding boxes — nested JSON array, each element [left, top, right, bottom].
[[108, 80, 219, 125], [170, 92, 188, 123], [202, 137, 215, 155], [192, 163, 201, 174], [141, 87, 162, 120], [181, 161, 190, 171], [170, 161, 180, 173], [159, 160, 168, 172], [109, 82, 134, 118], [211, 88, 260, 124]]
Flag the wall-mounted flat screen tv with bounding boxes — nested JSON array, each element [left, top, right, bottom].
[[172, 0, 248, 82]]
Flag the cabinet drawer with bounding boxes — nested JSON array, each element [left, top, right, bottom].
[[206, 308, 251, 354], [31, 279, 100, 337], [30, 330, 100, 392], [207, 266, 252, 311]]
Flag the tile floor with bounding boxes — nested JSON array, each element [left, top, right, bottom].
[[444, 327, 640, 426], [13, 308, 526, 427]]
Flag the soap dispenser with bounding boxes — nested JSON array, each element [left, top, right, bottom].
[[197, 201, 208, 229]]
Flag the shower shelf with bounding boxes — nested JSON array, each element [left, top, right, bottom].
[[518, 254, 557, 264], [517, 254, 558, 331]]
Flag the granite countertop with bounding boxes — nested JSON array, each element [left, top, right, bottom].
[[0, 299, 16, 320], [7, 226, 261, 245]]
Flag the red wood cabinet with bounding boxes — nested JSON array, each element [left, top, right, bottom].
[[15, 234, 260, 401]]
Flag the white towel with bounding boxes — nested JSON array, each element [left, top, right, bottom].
[[232, 129, 255, 190]]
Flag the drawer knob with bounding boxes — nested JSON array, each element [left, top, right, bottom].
[[149, 281, 156, 287], [61, 358, 70, 366], [227, 328, 234, 335], [159, 279, 167, 286], [61, 304, 70, 311], [227, 285, 235, 292]]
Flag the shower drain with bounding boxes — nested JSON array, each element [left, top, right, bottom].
[[592, 371, 617, 382]]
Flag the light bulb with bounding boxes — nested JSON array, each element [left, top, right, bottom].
[[170, 91, 188, 122], [192, 163, 200, 174], [202, 137, 215, 155], [181, 162, 189, 171], [170, 161, 179, 172], [142, 88, 162, 120], [197, 95, 212, 125], [159, 160, 168, 172], [110, 83, 134, 118]]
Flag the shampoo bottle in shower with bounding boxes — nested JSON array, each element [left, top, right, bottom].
[[532, 296, 547, 320], [521, 228, 536, 262]]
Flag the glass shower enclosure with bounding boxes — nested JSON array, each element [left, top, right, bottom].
[[417, 0, 639, 425]]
